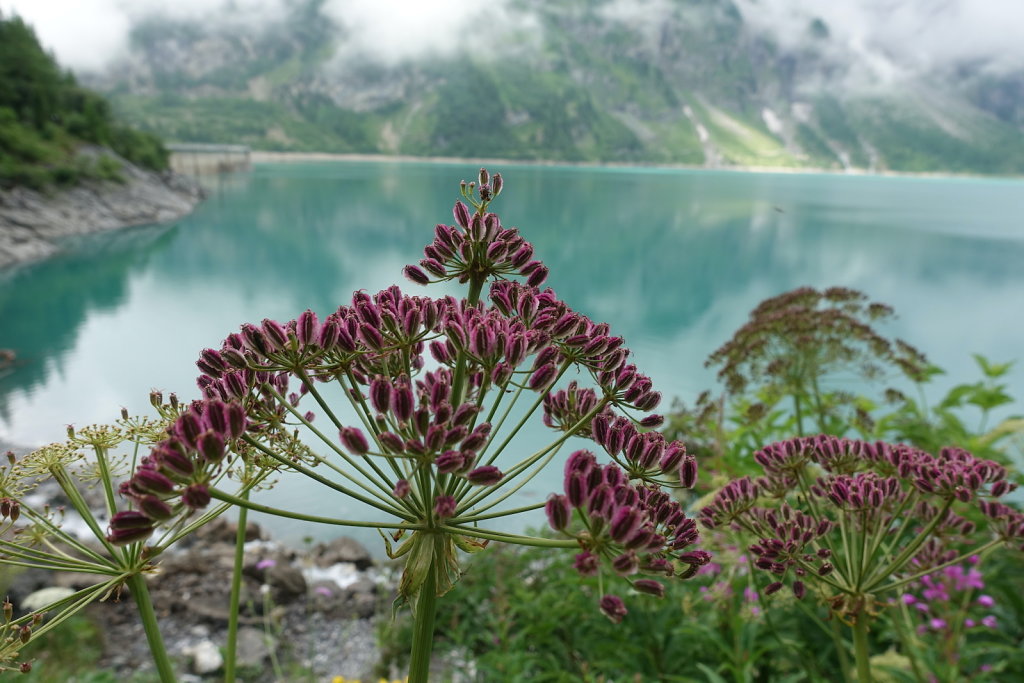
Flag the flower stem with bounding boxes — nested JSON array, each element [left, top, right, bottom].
[[208, 488, 423, 530], [408, 560, 438, 683], [852, 615, 872, 683], [126, 572, 176, 683], [224, 490, 248, 683]]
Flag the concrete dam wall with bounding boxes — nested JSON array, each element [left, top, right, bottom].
[[168, 144, 251, 176]]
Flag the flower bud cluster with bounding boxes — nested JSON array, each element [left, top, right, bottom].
[[108, 399, 247, 545], [590, 412, 694, 487], [338, 369, 503, 487], [403, 171, 549, 289], [701, 435, 1023, 604], [546, 450, 708, 620], [123, 169, 706, 622]]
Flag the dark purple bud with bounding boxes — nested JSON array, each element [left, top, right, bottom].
[[393, 479, 411, 499], [612, 552, 639, 575], [369, 377, 391, 414], [197, 348, 227, 378], [818, 563, 834, 576], [139, 495, 174, 521], [379, 431, 405, 453], [588, 484, 613, 518], [639, 414, 665, 428], [467, 466, 503, 486], [679, 455, 698, 488], [197, 430, 226, 463], [793, 581, 806, 599], [545, 494, 572, 530], [421, 258, 447, 278], [633, 579, 665, 598], [634, 391, 661, 412], [226, 403, 247, 439], [567, 472, 588, 507], [599, 594, 628, 623], [108, 524, 154, 546], [610, 506, 642, 543], [526, 265, 549, 288], [240, 324, 270, 356], [110, 510, 154, 530], [434, 495, 457, 519], [403, 265, 430, 286], [175, 412, 203, 449], [182, 484, 211, 509], [340, 427, 370, 455], [220, 348, 248, 370], [155, 444, 194, 478], [318, 317, 341, 348], [296, 309, 319, 346], [392, 383, 414, 422], [765, 582, 784, 595], [660, 443, 685, 472], [133, 469, 175, 495], [435, 450, 465, 474], [492, 173, 503, 197], [529, 363, 558, 391], [261, 318, 289, 351], [453, 201, 471, 229]]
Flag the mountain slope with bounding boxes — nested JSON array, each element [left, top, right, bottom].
[[88, 0, 1024, 174]]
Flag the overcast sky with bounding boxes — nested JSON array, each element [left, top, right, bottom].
[[2, 0, 1021, 76]]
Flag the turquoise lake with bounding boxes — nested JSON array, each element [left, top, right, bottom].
[[1, 161, 1023, 547]]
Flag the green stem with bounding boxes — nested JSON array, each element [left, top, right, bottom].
[[852, 615, 872, 683], [441, 525, 577, 548], [793, 394, 805, 436], [209, 488, 424, 530], [878, 539, 1002, 594], [863, 498, 953, 592], [224, 490, 248, 683], [241, 435, 413, 519], [408, 561, 438, 683], [829, 617, 854, 683], [92, 445, 119, 522], [127, 572, 176, 683], [452, 502, 545, 524]]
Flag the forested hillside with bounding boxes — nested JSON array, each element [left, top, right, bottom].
[[85, 0, 1024, 173], [0, 13, 168, 189]]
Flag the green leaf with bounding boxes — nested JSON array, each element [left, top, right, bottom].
[[967, 386, 1014, 411], [973, 354, 1014, 379], [696, 662, 730, 683], [938, 383, 978, 409]]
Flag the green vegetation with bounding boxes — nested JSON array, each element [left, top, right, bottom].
[[84, 0, 1024, 173], [0, 13, 168, 190]]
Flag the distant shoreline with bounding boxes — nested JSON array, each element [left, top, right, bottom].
[[248, 151, 1021, 181]]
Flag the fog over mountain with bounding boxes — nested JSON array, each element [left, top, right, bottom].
[[6, 0, 1021, 77], [3, 0, 1022, 172]]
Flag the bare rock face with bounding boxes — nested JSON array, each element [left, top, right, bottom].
[[0, 149, 203, 269]]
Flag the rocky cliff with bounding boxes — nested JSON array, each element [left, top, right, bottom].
[[0, 149, 203, 269]]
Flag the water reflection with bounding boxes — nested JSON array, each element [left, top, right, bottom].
[[1, 162, 1022, 546]]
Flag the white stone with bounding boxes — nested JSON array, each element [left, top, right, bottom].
[[184, 639, 223, 675]]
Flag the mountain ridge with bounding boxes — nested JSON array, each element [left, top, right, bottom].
[[87, 0, 1024, 175]]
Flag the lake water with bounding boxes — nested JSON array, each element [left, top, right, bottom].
[[2, 161, 1023, 549]]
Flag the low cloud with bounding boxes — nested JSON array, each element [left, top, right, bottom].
[[322, 0, 542, 66], [3, 0, 1021, 80], [734, 0, 1024, 81], [0, 0, 289, 71]]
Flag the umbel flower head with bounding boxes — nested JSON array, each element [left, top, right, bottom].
[[700, 434, 1023, 618], [116, 169, 708, 620]]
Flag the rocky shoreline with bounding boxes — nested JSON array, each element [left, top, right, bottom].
[[0, 149, 204, 269]]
